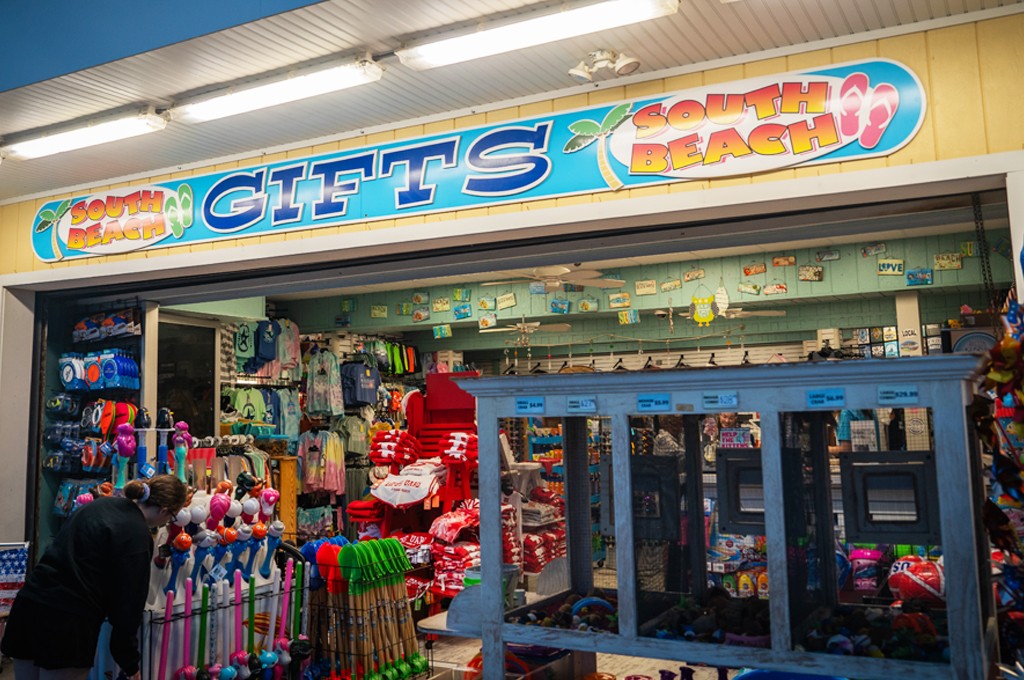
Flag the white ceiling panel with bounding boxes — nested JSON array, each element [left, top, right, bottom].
[[1, 0, 1021, 203]]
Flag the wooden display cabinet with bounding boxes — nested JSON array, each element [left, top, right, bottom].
[[458, 355, 995, 680]]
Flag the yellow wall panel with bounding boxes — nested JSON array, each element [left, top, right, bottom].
[[589, 86, 625, 106], [0, 205, 16, 274], [926, 23, 986, 160], [669, 180, 710, 194], [751, 168, 795, 184], [831, 41, 878, 63], [877, 32, 936, 165], [394, 125, 423, 141], [704, 65, 744, 86], [744, 57, 788, 78], [423, 119, 455, 135], [977, 14, 1024, 153], [625, 79, 666, 99], [519, 100, 553, 118], [486, 107, 518, 124], [786, 49, 831, 72], [551, 93, 589, 114], [663, 72, 703, 92], [15, 201, 38, 273]]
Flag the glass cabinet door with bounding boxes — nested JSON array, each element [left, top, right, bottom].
[[780, 408, 952, 664]]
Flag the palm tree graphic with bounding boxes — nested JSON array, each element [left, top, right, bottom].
[[563, 103, 631, 191], [34, 199, 71, 262]]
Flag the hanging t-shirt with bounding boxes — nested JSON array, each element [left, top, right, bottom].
[[255, 319, 281, 362], [339, 415, 371, 456], [235, 323, 257, 368], [307, 351, 345, 416], [233, 388, 267, 422], [277, 320, 302, 370], [341, 362, 380, 406], [262, 389, 280, 427], [280, 389, 301, 442]]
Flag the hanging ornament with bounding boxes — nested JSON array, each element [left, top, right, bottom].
[[715, 278, 731, 315], [690, 285, 719, 327]]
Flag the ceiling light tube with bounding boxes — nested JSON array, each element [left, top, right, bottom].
[[396, 0, 679, 70], [173, 58, 384, 123], [1, 108, 167, 160]]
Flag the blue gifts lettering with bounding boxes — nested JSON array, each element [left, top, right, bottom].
[[202, 122, 553, 233]]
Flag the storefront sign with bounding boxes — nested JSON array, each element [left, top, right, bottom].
[[30, 59, 925, 262], [566, 396, 597, 413], [514, 397, 545, 415], [806, 387, 845, 408], [637, 393, 672, 412]]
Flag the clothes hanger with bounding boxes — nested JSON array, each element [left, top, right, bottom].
[[707, 352, 717, 366], [612, 357, 627, 371], [643, 356, 655, 369], [742, 350, 751, 365], [674, 354, 688, 368], [529, 363, 546, 374]]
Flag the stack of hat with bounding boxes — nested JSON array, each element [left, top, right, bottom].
[[370, 430, 422, 474]]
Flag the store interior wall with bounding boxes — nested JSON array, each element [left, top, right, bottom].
[[266, 228, 1010, 358], [0, 288, 34, 542]]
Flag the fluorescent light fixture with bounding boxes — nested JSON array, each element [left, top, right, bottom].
[[173, 59, 383, 123], [396, 0, 679, 70], [1, 109, 167, 160]]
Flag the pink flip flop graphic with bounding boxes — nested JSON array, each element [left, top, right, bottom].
[[839, 72, 870, 138], [860, 83, 900, 149]]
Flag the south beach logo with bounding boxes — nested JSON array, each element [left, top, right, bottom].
[[602, 59, 924, 183], [34, 184, 194, 261]]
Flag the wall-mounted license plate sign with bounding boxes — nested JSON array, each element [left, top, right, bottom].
[[878, 384, 919, 405], [806, 388, 845, 408], [638, 393, 672, 412], [567, 396, 597, 413], [702, 392, 739, 409], [515, 397, 545, 414]]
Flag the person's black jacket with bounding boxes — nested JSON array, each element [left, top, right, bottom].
[[14, 496, 153, 674]]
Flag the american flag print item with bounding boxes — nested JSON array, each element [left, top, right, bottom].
[[0, 543, 28, 616]]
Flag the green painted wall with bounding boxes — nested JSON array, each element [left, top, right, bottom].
[[274, 229, 1010, 358], [165, 297, 265, 320]]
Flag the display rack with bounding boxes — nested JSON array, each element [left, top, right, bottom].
[[457, 356, 994, 680]]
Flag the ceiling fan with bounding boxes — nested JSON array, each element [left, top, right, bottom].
[[481, 265, 625, 292], [674, 307, 787, 319], [479, 319, 572, 335]]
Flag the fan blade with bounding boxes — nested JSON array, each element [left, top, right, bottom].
[[544, 280, 563, 293], [560, 269, 605, 281], [729, 310, 786, 318], [536, 323, 572, 333], [532, 265, 572, 278], [478, 326, 519, 333], [575, 278, 625, 289], [480, 279, 529, 287]]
